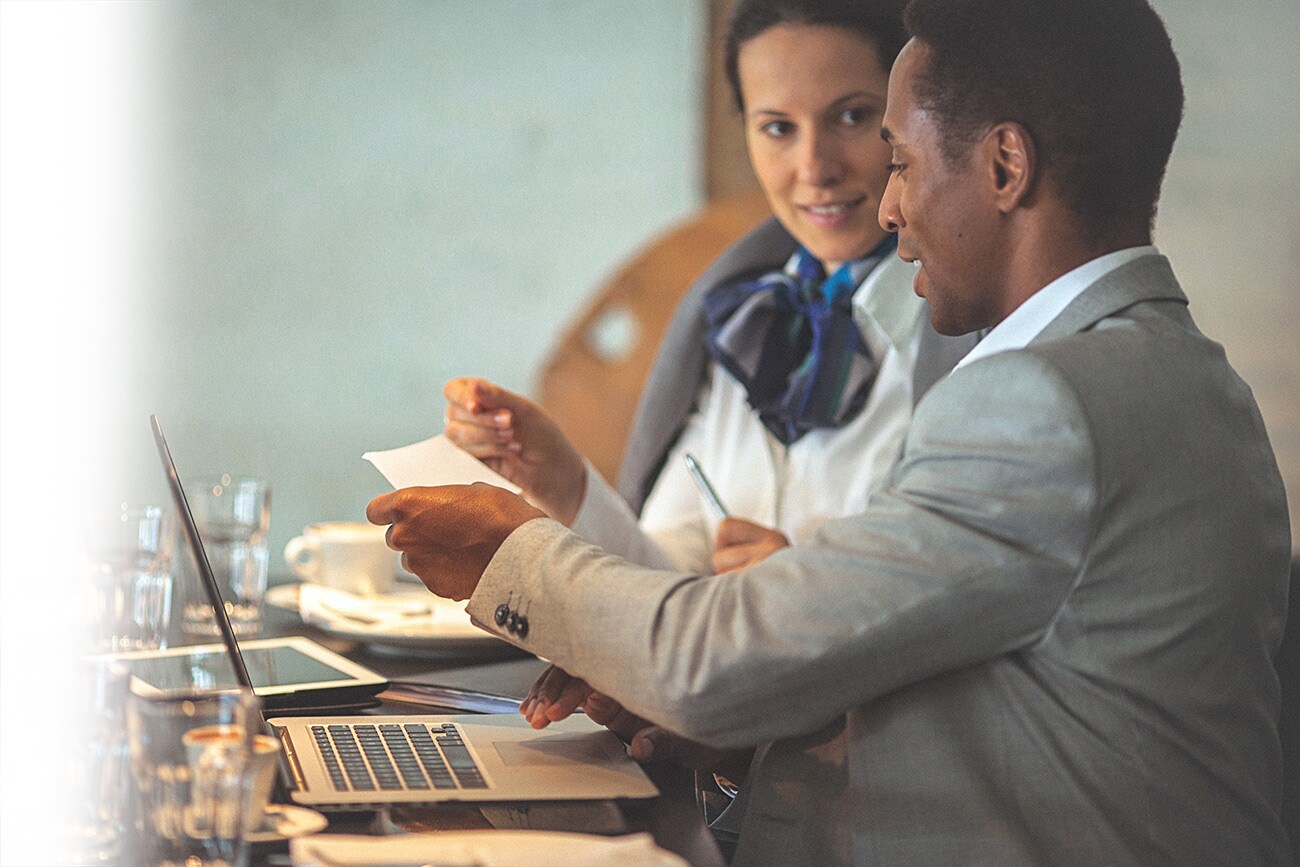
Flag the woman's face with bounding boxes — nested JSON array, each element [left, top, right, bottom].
[[738, 23, 893, 272]]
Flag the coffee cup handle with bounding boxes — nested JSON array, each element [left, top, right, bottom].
[[283, 536, 321, 583]]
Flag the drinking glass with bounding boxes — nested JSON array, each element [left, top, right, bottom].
[[82, 504, 175, 652], [61, 657, 133, 864], [180, 476, 271, 637], [128, 688, 263, 867]]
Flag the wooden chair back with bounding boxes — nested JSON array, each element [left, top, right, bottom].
[[536, 193, 771, 482]]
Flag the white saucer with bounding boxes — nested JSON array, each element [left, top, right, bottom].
[[265, 582, 519, 657], [247, 804, 328, 843]]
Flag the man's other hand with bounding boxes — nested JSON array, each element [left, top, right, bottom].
[[524, 665, 752, 779]]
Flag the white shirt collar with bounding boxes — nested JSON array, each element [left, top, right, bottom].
[[954, 245, 1159, 370]]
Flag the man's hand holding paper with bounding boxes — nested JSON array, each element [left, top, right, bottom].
[[366, 484, 543, 601], [363, 421, 548, 600]]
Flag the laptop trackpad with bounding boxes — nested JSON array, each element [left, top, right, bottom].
[[495, 732, 625, 766]]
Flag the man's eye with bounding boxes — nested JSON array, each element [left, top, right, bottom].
[[888, 162, 905, 174]]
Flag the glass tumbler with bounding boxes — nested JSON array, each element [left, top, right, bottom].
[[180, 476, 271, 637], [82, 504, 174, 653], [61, 657, 133, 865]]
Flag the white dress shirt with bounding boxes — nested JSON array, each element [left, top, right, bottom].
[[570, 252, 925, 573]]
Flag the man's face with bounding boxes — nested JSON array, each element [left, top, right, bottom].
[[878, 40, 1004, 336]]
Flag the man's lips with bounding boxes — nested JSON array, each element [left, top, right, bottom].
[[897, 246, 925, 295]]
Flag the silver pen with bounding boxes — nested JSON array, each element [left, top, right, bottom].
[[683, 452, 730, 522]]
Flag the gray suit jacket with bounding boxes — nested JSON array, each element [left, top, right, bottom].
[[469, 254, 1292, 864], [616, 217, 977, 514]]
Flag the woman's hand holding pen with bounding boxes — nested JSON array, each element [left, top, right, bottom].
[[712, 518, 790, 573], [683, 453, 789, 573], [442, 377, 587, 525]]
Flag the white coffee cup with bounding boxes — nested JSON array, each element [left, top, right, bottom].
[[283, 521, 395, 596]]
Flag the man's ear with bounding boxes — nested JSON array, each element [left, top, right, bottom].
[[984, 122, 1035, 213]]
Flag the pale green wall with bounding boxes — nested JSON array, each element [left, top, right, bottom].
[[119, 1, 708, 562], [10, 0, 1300, 564]]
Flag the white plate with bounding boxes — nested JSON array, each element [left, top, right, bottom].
[[265, 583, 518, 657]]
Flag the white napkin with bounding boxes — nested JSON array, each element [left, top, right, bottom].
[[363, 433, 520, 493], [290, 830, 688, 867], [296, 583, 478, 635]]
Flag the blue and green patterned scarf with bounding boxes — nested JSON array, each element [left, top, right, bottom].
[[702, 234, 896, 445]]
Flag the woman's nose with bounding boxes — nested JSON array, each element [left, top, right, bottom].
[[796, 131, 843, 187]]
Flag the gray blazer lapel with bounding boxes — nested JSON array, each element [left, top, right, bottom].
[[1033, 254, 1188, 344]]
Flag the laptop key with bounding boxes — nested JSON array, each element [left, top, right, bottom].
[[407, 726, 459, 788]]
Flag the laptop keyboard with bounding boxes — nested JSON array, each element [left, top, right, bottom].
[[310, 722, 487, 792]]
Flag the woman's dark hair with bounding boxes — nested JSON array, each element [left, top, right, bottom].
[[904, 0, 1183, 236], [724, 0, 908, 112]]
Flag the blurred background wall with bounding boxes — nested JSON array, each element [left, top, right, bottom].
[[123, 0, 709, 557], [6, 0, 1299, 592], [1154, 0, 1299, 552]]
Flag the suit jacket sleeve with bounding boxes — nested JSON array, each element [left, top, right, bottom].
[[467, 350, 1097, 747]]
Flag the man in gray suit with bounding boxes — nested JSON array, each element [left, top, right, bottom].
[[370, 0, 1292, 862]]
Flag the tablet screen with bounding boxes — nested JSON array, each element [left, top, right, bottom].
[[117, 637, 385, 701], [131, 644, 351, 692]]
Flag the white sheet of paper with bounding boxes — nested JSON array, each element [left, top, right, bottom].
[[290, 830, 688, 867], [363, 433, 521, 493]]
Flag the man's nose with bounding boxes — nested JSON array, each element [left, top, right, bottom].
[[879, 170, 903, 232]]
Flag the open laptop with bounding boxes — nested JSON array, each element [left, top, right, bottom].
[[142, 415, 389, 712], [151, 415, 658, 808]]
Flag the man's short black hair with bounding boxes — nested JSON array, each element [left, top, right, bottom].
[[725, 0, 908, 113], [904, 0, 1183, 236]]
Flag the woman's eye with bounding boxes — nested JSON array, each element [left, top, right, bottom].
[[760, 120, 794, 138], [840, 107, 871, 127], [888, 162, 905, 175]]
